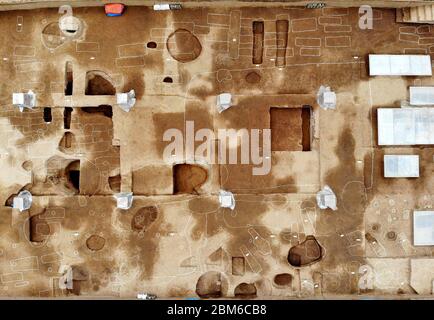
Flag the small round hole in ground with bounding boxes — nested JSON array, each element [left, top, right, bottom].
[[234, 283, 257, 299], [147, 41, 157, 49], [163, 77, 173, 83], [86, 235, 106, 251], [386, 231, 397, 241], [273, 273, 293, 287], [371, 223, 381, 233], [245, 71, 261, 84]]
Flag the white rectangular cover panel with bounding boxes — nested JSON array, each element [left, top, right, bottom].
[[413, 211, 434, 246], [410, 86, 434, 105], [153, 4, 170, 10], [377, 108, 434, 145], [383, 155, 419, 178], [369, 54, 432, 76]]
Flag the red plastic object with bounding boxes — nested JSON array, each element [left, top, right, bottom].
[[105, 3, 125, 16]]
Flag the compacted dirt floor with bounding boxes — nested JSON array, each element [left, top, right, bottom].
[[0, 5, 433, 298]]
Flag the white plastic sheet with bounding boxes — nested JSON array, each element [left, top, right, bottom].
[[413, 211, 434, 246], [369, 54, 432, 76], [410, 86, 434, 105], [383, 155, 419, 178], [219, 190, 235, 210], [377, 108, 434, 145]]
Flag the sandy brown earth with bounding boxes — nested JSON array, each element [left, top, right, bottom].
[[0, 5, 433, 299]]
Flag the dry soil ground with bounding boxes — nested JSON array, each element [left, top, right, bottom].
[[0, 6, 432, 298]]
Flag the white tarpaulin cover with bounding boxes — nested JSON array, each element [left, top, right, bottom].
[[413, 211, 434, 246], [153, 4, 170, 10], [377, 108, 434, 145], [369, 54, 432, 76], [115, 192, 133, 210], [116, 90, 136, 112], [316, 85, 336, 110], [316, 185, 337, 210], [410, 86, 434, 105], [383, 155, 419, 178], [219, 190, 235, 210], [12, 90, 36, 112], [58, 265, 73, 290], [216, 93, 232, 113], [12, 190, 32, 212]]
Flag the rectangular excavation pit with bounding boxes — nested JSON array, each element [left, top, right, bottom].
[[270, 106, 311, 151], [252, 21, 264, 65], [65, 160, 80, 193], [63, 107, 73, 129], [173, 164, 208, 195], [232, 257, 245, 276], [60, 131, 73, 149], [64, 61, 73, 96], [275, 20, 289, 67], [29, 158, 81, 196], [43, 107, 52, 123]]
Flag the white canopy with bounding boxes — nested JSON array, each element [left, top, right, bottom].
[[409, 86, 434, 105], [12, 90, 36, 112], [384, 155, 419, 178], [115, 192, 133, 210], [316, 85, 336, 110], [369, 54, 432, 76], [13, 190, 32, 212], [216, 93, 232, 113], [116, 90, 136, 112], [153, 4, 170, 10], [316, 185, 337, 211], [219, 190, 235, 210], [377, 108, 434, 145], [413, 211, 434, 246]]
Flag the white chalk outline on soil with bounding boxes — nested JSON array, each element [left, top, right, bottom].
[[324, 25, 352, 33], [16, 16, 23, 32], [116, 43, 147, 58], [325, 35, 351, 48], [76, 41, 100, 53], [291, 17, 318, 33], [399, 33, 419, 43], [13, 45, 36, 57], [295, 37, 322, 48], [300, 47, 321, 56]]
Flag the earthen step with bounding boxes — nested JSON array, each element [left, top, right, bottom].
[[417, 6, 425, 21], [401, 8, 408, 22], [402, 5, 434, 23], [410, 7, 419, 21], [425, 5, 432, 21]]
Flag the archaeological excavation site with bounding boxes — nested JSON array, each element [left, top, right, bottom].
[[0, 0, 433, 302]]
